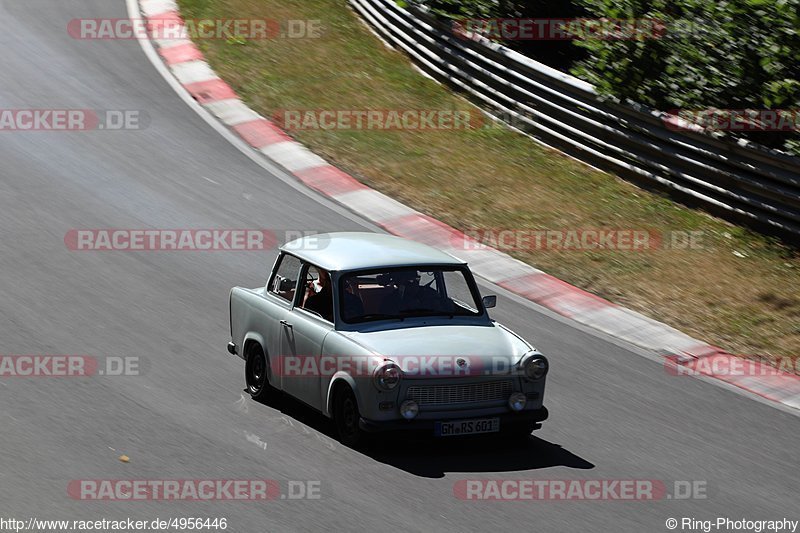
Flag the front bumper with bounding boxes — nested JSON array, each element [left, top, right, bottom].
[[359, 406, 548, 433]]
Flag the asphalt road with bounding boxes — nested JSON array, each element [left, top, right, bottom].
[[0, 1, 797, 532]]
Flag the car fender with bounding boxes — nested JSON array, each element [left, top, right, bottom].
[[324, 371, 359, 418], [242, 332, 270, 372], [495, 322, 536, 365]]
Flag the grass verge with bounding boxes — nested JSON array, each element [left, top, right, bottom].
[[178, 0, 798, 361]]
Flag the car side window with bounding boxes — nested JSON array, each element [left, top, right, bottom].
[[299, 263, 334, 322], [443, 270, 478, 312], [269, 254, 302, 304]]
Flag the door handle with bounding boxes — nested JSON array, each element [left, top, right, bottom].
[[280, 320, 292, 328]]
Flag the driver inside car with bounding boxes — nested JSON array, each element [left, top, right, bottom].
[[304, 268, 334, 321], [379, 270, 439, 315]]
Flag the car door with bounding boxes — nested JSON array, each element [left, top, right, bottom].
[[264, 253, 302, 386], [279, 262, 334, 410]]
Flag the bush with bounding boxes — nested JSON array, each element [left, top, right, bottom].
[[409, 0, 800, 155], [568, 0, 800, 155]]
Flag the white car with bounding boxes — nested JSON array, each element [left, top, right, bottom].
[[228, 232, 549, 446]]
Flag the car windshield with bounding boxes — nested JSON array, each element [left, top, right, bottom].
[[339, 266, 483, 323]]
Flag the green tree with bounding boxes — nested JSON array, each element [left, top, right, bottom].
[[408, 0, 800, 153], [570, 0, 800, 153]]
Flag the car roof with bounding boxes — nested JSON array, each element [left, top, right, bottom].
[[280, 232, 465, 271]]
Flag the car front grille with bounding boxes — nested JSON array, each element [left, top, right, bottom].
[[407, 380, 512, 406]]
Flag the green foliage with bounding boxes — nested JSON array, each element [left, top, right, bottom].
[[411, 0, 800, 154], [570, 0, 800, 153]]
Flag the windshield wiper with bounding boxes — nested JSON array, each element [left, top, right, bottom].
[[398, 309, 456, 319], [350, 313, 404, 322]]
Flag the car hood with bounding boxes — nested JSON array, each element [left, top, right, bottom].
[[338, 323, 534, 375]]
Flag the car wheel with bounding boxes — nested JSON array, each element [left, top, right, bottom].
[[334, 385, 365, 448], [245, 344, 275, 402]]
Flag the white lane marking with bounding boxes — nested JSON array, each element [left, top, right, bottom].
[[153, 37, 194, 50], [139, 0, 178, 17], [170, 60, 218, 85], [204, 98, 261, 126], [333, 188, 416, 223], [259, 141, 328, 173]]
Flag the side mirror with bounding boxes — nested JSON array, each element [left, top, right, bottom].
[[482, 295, 497, 309]]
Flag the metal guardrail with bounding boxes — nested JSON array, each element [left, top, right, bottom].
[[349, 0, 800, 240]]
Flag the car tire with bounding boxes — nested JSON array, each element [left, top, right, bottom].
[[245, 344, 276, 402], [333, 385, 365, 448]]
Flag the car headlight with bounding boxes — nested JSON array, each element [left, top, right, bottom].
[[523, 356, 548, 381], [508, 392, 527, 412], [373, 363, 401, 390], [400, 399, 419, 419]]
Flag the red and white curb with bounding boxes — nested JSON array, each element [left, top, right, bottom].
[[136, 0, 800, 411]]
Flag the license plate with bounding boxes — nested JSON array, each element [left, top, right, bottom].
[[434, 417, 500, 437]]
